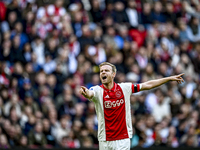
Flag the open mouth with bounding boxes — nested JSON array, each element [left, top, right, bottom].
[[102, 76, 107, 80]]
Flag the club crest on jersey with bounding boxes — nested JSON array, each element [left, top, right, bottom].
[[104, 99, 124, 108], [115, 91, 122, 98]]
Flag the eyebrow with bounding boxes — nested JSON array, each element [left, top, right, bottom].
[[100, 69, 110, 72]]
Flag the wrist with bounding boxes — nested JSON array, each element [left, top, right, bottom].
[[168, 76, 172, 81]]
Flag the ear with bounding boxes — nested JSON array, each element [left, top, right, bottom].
[[112, 72, 116, 78]]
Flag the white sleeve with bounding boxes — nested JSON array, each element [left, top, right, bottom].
[[88, 86, 97, 102]]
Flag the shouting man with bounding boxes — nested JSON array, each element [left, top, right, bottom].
[[80, 62, 184, 150]]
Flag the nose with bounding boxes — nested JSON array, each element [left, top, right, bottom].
[[102, 71, 107, 74]]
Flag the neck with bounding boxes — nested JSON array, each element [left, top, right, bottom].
[[103, 81, 114, 90]]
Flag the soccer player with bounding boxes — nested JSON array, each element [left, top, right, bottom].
[[79, 62, 184, 150]]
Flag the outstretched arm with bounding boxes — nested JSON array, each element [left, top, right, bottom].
[[140, 73, 184, 91], [79, 86, 94, 99]]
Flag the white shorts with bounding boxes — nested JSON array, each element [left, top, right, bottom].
[[99, 138, 130, 150]]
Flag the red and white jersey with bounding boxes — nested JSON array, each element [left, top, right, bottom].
[[89, 82, 141, 141]]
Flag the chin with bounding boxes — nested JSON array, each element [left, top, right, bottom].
[[102, 80, 107, 84]]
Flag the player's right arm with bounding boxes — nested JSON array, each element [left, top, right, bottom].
[[79, 86, 94, 99]]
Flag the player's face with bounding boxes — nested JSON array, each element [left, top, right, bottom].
[[100, 65, 115, 84]]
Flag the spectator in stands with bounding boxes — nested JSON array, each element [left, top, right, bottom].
[[54, 116, 70, 143], [0, 134, 10, 148], [140, 2, 153, 26], [28, 121, 47, 147], [152, 90, 171, 123], [126, 0, 139, 28], [18, 135, 28, 148], [113, 1, 129, 24], [42, 118, 56, 146], [90, 0, 103, 24], [4, 93, 21, 118]]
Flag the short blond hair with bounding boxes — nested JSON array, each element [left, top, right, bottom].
[[99, 62, 117, 73]]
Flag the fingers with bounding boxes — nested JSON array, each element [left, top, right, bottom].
[[176, 78, 182, 84], [174, 74, 184, 84], [179, 76, 184, 82], [178, 73, 185, 77], [80, 87, 86, 95], [175, 77, 183, 81], [79, 88, 85, 95], [176, 77, 184, 84], [81, 86, 87, 91], [177, 80, 182, 84], [80, 86, 89, 96]]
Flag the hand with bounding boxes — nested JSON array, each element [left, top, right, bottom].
[[79, 86, 91, 99], [170, 73, 184, 84]]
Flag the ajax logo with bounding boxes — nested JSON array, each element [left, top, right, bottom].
[[115, 91, 122, 98], [104, 99, 124, 108]]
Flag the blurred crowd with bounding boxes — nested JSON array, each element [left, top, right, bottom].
[[0, 0, 200, 148]]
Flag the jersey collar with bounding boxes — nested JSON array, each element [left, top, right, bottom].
[[100, 82, 117, 92]]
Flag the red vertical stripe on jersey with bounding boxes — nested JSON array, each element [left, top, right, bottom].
[[137, 84, 140, 92], [101, 83, 129, 141], [132, 84, 135, 93]]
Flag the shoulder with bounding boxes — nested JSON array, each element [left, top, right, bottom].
[[118, 82, 133, 95], [118, 82, 132, 87], [118, 82, 133, 91]]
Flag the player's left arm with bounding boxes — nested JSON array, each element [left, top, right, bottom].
[[140, 73, 184, 91]]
